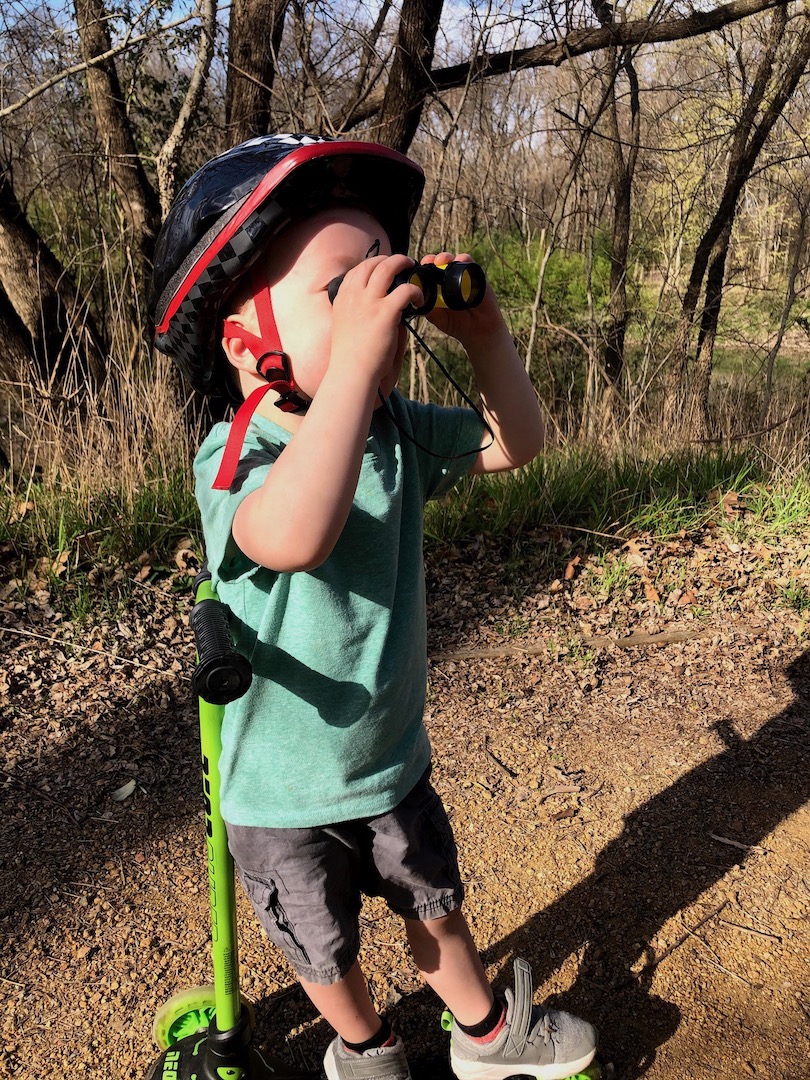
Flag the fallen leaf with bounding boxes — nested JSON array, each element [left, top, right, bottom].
[[573, 595, 594, 610], [111, 780, 136, 802], [677, 589, 697, 607], [564, 556, 581, 581], [50, 551, 69, 578], [721, 492, 742, 518]]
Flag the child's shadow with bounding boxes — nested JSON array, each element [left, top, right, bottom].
[[267, 649, 810, 1078]]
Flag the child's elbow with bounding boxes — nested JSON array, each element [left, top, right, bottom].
[[242, 536, 331, 574]]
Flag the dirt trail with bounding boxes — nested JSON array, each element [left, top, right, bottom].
[[1, 528, 808, 1079]]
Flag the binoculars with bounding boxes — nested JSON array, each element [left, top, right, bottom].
[[327, 260, 486, 319]]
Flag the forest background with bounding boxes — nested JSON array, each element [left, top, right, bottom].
[[1, 0, 810, 577]]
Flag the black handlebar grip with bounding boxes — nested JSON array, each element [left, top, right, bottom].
[[190, 598, 253, 705]]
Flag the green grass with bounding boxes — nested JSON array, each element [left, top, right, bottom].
[[1, 468, 201, 620], [3, 443, 808, 622], [424, 444, 769, 545]]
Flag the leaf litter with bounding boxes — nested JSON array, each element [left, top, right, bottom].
[[0, 523, 808, 1078]]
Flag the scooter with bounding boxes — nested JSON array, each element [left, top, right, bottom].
[[145, 570, 307, 1080]]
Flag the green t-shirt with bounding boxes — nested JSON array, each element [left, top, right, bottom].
[[194, 390, 484, 827]]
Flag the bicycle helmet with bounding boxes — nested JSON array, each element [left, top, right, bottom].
[[149, 133, 425, 403]]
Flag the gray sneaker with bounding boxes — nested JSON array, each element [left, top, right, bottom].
[[323, 1034, 412, 1080], [449, 959, 598, 1080]]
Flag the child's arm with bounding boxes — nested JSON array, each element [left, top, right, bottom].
[[422, 252, 545, 474], [231, 254, 421, 573]]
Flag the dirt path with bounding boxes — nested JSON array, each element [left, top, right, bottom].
[[1, 527, 808, 1079]]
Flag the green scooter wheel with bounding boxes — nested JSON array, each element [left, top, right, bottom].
[[152, 984, 257, 1049]]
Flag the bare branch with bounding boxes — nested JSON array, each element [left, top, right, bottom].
[[0, 8, 200, 122], [156, 0, 218, 215], [342, 0, 791, 130]]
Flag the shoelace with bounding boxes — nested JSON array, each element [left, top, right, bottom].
[[529, 1008, 556, 1046]]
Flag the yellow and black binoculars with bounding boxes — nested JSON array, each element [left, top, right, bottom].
[[328, 260, 486, 319]]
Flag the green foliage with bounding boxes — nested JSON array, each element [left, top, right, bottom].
[[469, 230, 613, 332], [1, 469, 200, 573], [425, 445, 766, 545]]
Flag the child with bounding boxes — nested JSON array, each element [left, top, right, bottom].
[[150, 133, 597, 1080]]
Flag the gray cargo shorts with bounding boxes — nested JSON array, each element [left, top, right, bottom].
[[225, 768, 464, 985]]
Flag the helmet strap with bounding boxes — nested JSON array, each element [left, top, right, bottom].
[[213, 272, 309, 491], [221, 270, 310, 414]]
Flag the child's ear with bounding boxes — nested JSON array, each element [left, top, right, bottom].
[[221, 324, 255, 374]]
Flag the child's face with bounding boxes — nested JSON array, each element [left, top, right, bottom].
[[230, 206, 404, 405]]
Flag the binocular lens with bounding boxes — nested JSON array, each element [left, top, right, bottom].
[[327, 259, 485, 319], [435, 261, 486, 311]]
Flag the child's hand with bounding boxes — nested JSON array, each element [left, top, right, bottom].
[[329, 253, 423, 392], [420, 252, 506, 345]]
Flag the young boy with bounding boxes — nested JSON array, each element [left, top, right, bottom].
[[150, 133, 597, 1080]]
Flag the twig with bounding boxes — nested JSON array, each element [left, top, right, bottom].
[[719, 919, 782, 943], [430, 623, 764, 660], [637, 901, 728, 978], [484, 737, 518, 781], [701, 956, 762, 988], [710, 832, 768, 855], [540, 784, 582, 802], [681, 910, 762, 987]]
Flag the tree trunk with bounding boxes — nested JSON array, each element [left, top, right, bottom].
[[0, 163, 106, 393], [156, 0, 217, 215], [597, 32, 640, 388], [662, 8, 810, 432], [375, 0, 444, 153], [74, 0, 161, 278], [691, 218, 734, 434], [226, 0, 289, 143]]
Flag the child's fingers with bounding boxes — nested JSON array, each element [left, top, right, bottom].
[[420, 251, 472, 266], [341, 253, 413, 292], [366, 255, 424, 311], [332, 254, 422, 317]]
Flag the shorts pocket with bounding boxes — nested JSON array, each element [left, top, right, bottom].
[[240, 871, 311, 967]]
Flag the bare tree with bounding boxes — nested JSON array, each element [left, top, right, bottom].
[[665, 10, 810, 434], [74, 0, 161, 276], [226, 0, 290, 142]]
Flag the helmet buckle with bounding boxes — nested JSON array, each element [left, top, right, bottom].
[[256, 351, 290, 382]]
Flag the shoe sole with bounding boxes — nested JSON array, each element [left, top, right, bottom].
[[450, 1047, 597, 1080]]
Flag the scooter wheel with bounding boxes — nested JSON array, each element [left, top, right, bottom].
[[504, 1065, 602, 1080], [152, 985, 257, 1049]]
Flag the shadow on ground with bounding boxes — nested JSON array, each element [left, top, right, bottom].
[[268, 650, 810, 1078]]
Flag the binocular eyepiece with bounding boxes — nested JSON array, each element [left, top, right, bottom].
[[327, 260, 486, 319]]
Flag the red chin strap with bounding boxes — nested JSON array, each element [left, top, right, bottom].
[[213, 272, 310, 491]]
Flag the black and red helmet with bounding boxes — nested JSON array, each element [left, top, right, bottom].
[[148, 133, 425, 400]]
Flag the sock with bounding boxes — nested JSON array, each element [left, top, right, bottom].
[[456, 996, 507, 1043], [342, 1016, 395, 1054]]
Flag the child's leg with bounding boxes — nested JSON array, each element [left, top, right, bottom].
[[404, 907, 494, 1026], [299, 960, 384, 1044]]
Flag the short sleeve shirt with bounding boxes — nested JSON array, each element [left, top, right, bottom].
[[194, 391, 484, 827]]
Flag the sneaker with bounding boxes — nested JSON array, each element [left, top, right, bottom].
[[449, 959, 598, 1080], [323, 1034, 412, 1080]]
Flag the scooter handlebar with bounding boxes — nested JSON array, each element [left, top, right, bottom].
[[190, 598, 253, 705]]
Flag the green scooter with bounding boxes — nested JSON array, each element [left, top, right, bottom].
[[145, 571, 307, 1080]]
